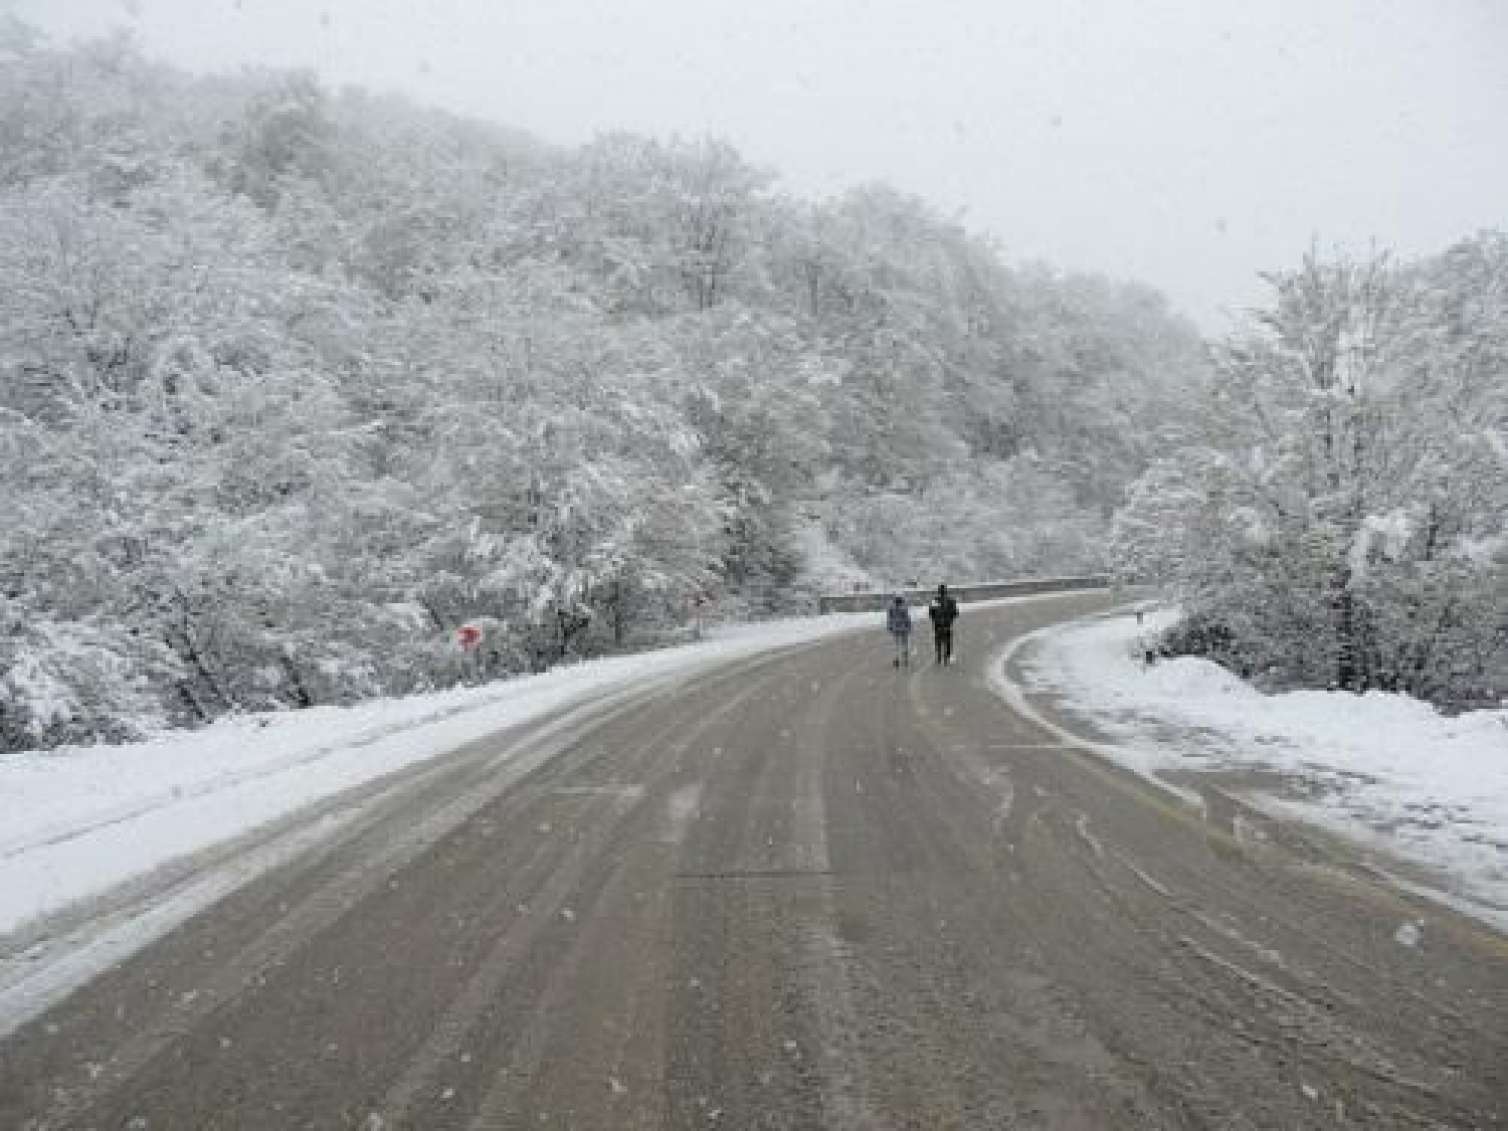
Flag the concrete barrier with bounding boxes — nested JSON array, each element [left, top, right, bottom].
[[818, 576, 1110, 615]]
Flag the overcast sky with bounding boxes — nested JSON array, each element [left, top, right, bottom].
[[13, 0, 1508, 330]]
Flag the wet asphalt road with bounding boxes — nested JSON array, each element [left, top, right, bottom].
[[2, 591, 1506, 1129]]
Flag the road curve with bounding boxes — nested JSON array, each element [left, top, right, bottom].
[[2, 592, 1505, 1129]]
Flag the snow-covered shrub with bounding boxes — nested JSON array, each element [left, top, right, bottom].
[[0, 608, 172, 748]]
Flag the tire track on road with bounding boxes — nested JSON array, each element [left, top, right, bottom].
[[388, 668, 785, 1129]]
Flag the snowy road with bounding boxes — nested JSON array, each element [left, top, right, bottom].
[[3, 592, 1506, 1127]]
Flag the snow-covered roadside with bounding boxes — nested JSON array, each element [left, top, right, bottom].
[[1000, 609, 1508, 929], [0, 611, 889, 939]]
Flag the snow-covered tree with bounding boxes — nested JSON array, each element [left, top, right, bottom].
[[1116, 241, 1507, 705]]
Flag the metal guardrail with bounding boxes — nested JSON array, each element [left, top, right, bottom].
[[817, 576, 1111, 614]]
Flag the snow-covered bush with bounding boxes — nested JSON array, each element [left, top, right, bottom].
[[0, 607, 172, 747]]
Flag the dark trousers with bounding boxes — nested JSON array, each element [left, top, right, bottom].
[[934, 628, 953, 664], [892, 632, 910, 666]]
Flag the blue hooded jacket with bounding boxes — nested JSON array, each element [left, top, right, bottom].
[[886, 597, 912, 635]]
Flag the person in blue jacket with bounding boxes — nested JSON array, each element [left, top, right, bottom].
[[886, 593, 912, 668]]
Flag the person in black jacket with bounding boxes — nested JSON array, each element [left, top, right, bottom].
[[928, 584, 959, 665]]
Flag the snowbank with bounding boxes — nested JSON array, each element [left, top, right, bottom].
[[0, 611, 882, 938], [1011, 609, 1508, 926]]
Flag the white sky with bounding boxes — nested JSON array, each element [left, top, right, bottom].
[[13, 0, 1508, 330]]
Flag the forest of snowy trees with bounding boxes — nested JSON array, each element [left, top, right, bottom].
[[0, 25, 1207, 748], [1, 22, 1501, 752]]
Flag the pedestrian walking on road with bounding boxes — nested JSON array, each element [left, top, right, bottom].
[[928, 584, 959, 665], [886, 594, 912, 668]]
